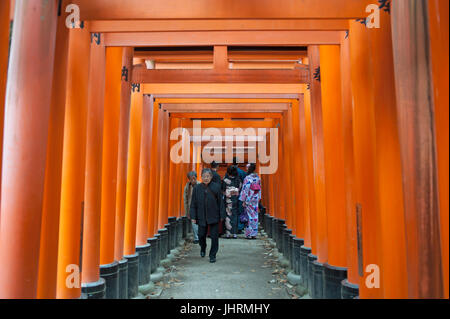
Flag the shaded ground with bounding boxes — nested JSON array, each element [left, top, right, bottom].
[[153, 231, 299, 299]]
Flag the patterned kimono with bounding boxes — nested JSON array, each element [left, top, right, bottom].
[[222, 174, 241, 237], [239, 173, 261, 238]]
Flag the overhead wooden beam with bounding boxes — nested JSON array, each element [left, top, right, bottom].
[[104, 31, 341, 47], [170, 112, 282, 119], [162, 104, 290, 113], [90, 19, 350, 33], [132, 64, 309, 83], [135, 50, 308, 62], [153, 94, 302, 99], [73, 0, 371, 20]]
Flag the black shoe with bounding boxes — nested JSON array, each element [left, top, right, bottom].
[[200, 251, 206, 258], [193, 240, 199, 244], [209, 256, 216, 263]]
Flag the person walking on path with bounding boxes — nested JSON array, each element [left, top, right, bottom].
[[190, 168, 226, 263], [184, 171, 201, 244], [239, 163, 262, 239], [222, 165, 242, 239]]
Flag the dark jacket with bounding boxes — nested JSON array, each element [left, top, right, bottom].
[[190, 182, 225, 226], [211, 170, 222, 185]]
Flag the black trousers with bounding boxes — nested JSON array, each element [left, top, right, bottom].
[[198, 223, 219, 258]]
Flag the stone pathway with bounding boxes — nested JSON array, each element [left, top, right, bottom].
[[152, 231, 301, 299]]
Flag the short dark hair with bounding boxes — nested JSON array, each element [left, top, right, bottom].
[[187, 171, 197, 179], [227, 165, 238, 177], [211, 161, 219, 169], [248, 163, 257, 174]]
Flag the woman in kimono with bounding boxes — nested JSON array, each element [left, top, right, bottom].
[[222, 165, 242, 238], [239, 163, 262, 239]]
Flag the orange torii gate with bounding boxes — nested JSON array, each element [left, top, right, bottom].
[[0, 0, 447, 301]]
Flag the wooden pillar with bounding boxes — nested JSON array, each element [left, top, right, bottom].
[[114, 47, 133, 261], [291, 99, 305, 240], [428, 0, 449, 299], [81, 32, 106, 285], [319, 45, 347, 268], [158, 111, 170, 228], [136, 94, 154, 246], [285, 106, 297, 234], [368, 11, 408, 298], [340, 30, 359, 287], [167, 117, 180, 219], [307, 45, 328, 264], [123, 86, 143, 256], [147, 99, 160, 236], [56, 25, 90, 299], [99, 47, 123, 266], [303, 88, 318, 254], [349, 20, 383, 299], [37, 2, 70, 299], [156, 107, 166, 230], [297, 92, 312, 249], [0, 0, 57, 299], [391, 0, 444, 298], [0, 0, 11, 209]]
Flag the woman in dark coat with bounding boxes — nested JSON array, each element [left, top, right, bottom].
[[190, 168, 226, 263]]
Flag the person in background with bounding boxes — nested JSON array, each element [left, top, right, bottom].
[[222, 165, 242, 239], [210, 161, 222, 185], [239, 163, 262, 239], [190, 168, 226, 263], [233, 157, 248, 181], [184, 171, 201, 244], [233, 157, 247, 234]]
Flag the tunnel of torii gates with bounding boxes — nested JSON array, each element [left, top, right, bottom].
[[0, 0, 447, 300]]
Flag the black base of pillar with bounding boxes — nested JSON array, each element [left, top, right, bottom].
[[182, 216, 188, 239], [300, 246, 312, 287], [271, 218, 277, 241], [165, 223, 173, 253], [278, 222, 286, 253], [264, 214, 271, 236], [323, 263, 348, 299], [292, 238, 304, 275], [311, 260, 324, 299], [177, 218, 183, 246], [341, 279, 359, 299], [158, 228, 168, 259], [283, 229, 292, 259], [100, 261, 119, 299], [118, 258, 128, 299], [168, 217, 177, 250], [81, 278, 106, 299], [136, 244, 151, 286], [124, 253, 139, 298], [307, 253, 318, 296], [147, 237, 158, 273]]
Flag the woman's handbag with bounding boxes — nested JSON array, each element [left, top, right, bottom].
[[239, 211, 249, 224]]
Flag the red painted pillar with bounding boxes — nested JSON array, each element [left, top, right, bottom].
[[123, 86, 143, 256], [56, 25, 90, 300], [147, 100, 160, 237], [81, 32, 106, 293], [428, 0, 449, 299], [308, 45, 328, 266], [37, 2, 70, 299], [136, 94, 154, 246], [0, 0, 11, 210], [0, 0, 58, 299], [100, 47, 123, 267], [339, 30, 359, 291], [114, 47, 133, 261]]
